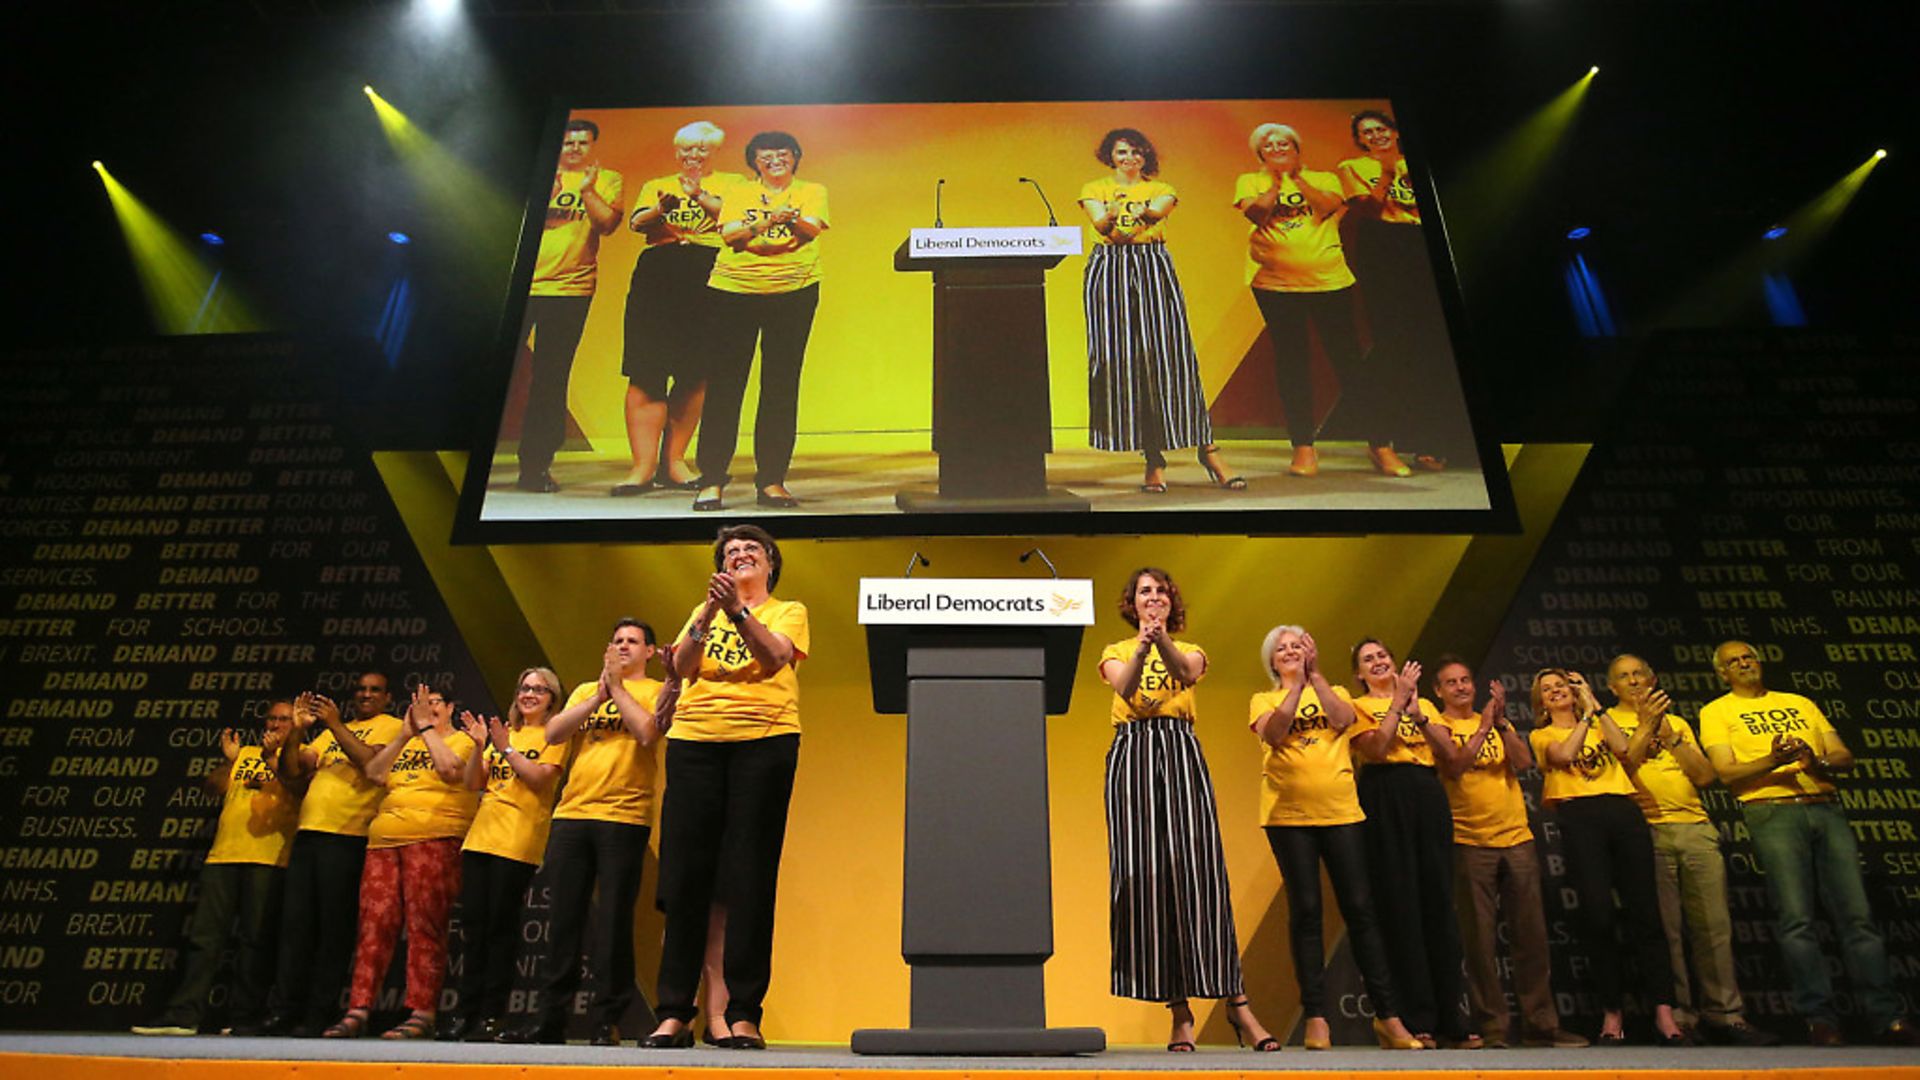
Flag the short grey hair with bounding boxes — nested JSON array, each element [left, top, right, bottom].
[[1248, 122, 1303, 160], [1259, 624, 1308, 687], [674, 120, 725, 149]]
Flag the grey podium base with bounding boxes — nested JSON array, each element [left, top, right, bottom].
[[894, 487, 1092, 513], [850, 1026, 1106, 1056]]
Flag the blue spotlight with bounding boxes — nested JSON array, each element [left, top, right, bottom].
[[1763, 225, 1789, 241], [199, 232, 225, 246], [1565, 226, 1592, 241], [388, 231, 412, 245]]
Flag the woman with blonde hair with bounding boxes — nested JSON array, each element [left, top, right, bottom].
[[1252, 625, 1420, 1050], [440, 667, 570, 1042]]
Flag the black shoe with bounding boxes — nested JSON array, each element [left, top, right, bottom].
[[590, 1023, 623, 1047], [1705, 1021, 1779, 1047], [610, 481, 653, 497], [515, 471, 561, 493], [755, 487, 799, 509], [692, 486, 724, 512], [498, 1023, 564, 1045], [1808, 1019, 1847, 1047], [227, 1021, 265, 1037], [1655, 1029, 1692, 1047], [288, 1020, 327, 1039], [436, 1014, 471, 1042], [640, 1025, 694, 1049], [259, 1012, 296, 1036], [471, 1017, 507, 1043], [1881, 1019, 1920, 1047], [726, 1032, 766, 1050]]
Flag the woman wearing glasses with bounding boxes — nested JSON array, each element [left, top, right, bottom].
[[439, 667, 570, 1042]]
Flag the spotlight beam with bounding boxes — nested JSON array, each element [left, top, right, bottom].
[[93, 163, 260, 335], [363, 87, 516, 273], [1443, 67, 1599, 282]]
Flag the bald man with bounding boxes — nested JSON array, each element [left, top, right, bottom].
[[1696, 641, 1918, 1048], [1605, 654, 1773, 1047]]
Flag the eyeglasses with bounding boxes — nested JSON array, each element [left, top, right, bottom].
[[517, 684, 553, 696]]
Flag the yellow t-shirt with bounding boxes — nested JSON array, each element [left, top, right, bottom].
[[1351, 693, 1443, 767], [1609, 706, 1710, 825], [672, 597, 811, 742], [298, 712, 405, 836], [367, 730, 480, 850], [1099, 638, 1203, 725], [709, 178, 830, 294], [1337, 156, 1421, 226], [552, 679, 661, 826], [465, 723, 574, 865], [531, 167, 624, 297], [206, 746, 300, 867], [1232, 170, 1356, 293], [1439, 713, 1532, 848], [1530, 721, 1636, 808], [1079, 177, 1175, 246], [1697, 690, 1838, 802], [635, 171, 744, 249], [1251, 684, 1364, 827]]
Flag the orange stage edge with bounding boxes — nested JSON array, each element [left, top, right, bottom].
[[8, 1054, 1920, 1080]]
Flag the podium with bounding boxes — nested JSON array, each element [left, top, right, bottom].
[[851, 577, 1105, 1056], [893, 227, 1090, 514]]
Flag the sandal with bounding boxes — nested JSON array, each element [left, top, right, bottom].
[[321, 1010, 369, 1039], [1224, 997, 1280, 1051], [382, 1011, 436, 1040], [1166, 999, 1195, 1052], [1198, 445, 1247, 490]]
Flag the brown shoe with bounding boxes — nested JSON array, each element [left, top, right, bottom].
[[1808, 1019, 1847, 1047], [1288, 445, 1319, 477], [1521, 1028, 1591, 1049], [1881, 1019, 1920, 1047], [1367, 446, 1413, 477]]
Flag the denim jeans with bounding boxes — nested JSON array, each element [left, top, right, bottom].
[[1741, 800, 1900, 1029]]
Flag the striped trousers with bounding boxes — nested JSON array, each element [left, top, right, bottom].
[[1084, 243, 1214, 454], [1105, 716, 1244, 1002]]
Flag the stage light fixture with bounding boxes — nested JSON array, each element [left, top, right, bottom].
[[1763, 225, 1788, 240], [1588, 65, 1600, 76], [363, 85, 375, 96], [94, 164, 259, 334], [1566, 226, 1591, 240], [200, 232, 226, 246], [91, 160, 103, 171], [388, 231, 412, 245], [1875, 148, 1888, 159]]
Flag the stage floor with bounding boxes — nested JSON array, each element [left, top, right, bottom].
[[4, 1033, 1917, 1074]]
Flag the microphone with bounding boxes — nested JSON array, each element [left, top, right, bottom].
[[933, 178, 945, 229], [904, 551, 931, 579], [1018, 548, 1059, 579], [1017, 177, 1058, 227]]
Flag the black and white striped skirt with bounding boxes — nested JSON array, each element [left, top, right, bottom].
[[1105, 716, 1244, 1002], [1084, 243, 1214, 453]]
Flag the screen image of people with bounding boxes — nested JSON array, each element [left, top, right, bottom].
[[478, 98, 1490, 530]]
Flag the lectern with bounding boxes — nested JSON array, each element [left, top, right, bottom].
[[851, 577, 1104, 1056], [893, 227, 1090, 513]]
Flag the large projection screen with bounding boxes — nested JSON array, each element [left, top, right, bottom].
[[457, 97, 1514, 543]]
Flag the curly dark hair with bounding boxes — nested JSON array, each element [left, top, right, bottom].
[[1349, 109, 1397, 149], [744, 130, 803, 176], [1117, 566, 1185, 632], [713, 524, 782, 591], [1096, 128, 1160, 177]]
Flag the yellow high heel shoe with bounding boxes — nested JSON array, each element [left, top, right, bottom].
[[1289, 445, 1319, 477], [1367, 445, 1413, 478], [1302, 1016, 1331, 1051], [1373, 1017, 1425, 1050]]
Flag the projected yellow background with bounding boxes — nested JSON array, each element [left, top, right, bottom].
[[501, 98, 1419, 455]]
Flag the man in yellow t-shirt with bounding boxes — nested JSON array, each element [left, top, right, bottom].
[[1698, 641, 1919, 1048], [510, 618, 679, 1045], [264, 673, 404, 1036], [133, 701, 301, 1036], [512, 117, 624, 493], [1607, 654, 1775, 1047], [1430, 658, 1584, 1049]]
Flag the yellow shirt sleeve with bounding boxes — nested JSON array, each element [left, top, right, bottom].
[[206, 746, 301, 867], [464, 723, 573, 865], [1439, 714, 1533, 847], [1254, 684, 1364, 826], [671, 597, 809, 741], [1234, 169, 1356, 293], [1698, 691, 1836, 801], [296, 712, 405, 836], [709, 179, 830, 294], [366, 731, 480, 849], [1081, 178, 1175, 245], [551, 679, 661, 826], [531, 167, 624, 297], [1099, 637, 1202, 724]]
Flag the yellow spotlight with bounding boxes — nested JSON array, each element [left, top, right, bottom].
[[1588, 65, 1600, 75], [93, 164, 261, 335], [1658, 153, 1884, 327], [363, 85, 375, 96], [1445, 67, 1599, 281], [363, 87, 516, 271], [1875, 148, 1888, 159]]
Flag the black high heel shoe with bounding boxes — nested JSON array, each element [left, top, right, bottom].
[[640, 1021, 694, 1049], [1225, 997, 1281, 1052], [1198, 445, 1247, 490], [1166, 1000, 1196, 1052]]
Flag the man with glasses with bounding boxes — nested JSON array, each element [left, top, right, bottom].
[[263, 673, 404, 1036], [1698, 641, 1919, 1048]]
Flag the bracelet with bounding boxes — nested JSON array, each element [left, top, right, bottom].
[[687, 627, 706, 643]]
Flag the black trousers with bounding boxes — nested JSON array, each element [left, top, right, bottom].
[[452, 850, 537, 1022], [517, 294, 593, 479], [695, 285, 818, 489], [1251, 286, 1378, 447], [1266, 823, 1400, 1017], [1555, 794, 1675, 1010], [160, 862, 283, 1028], [1357, 764, 1467, 1038], [1344, 218, 1471, 459], [655, 734, 800, 1026], [530, 818, 651, 1031], [273, 829, 367, 1026]]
